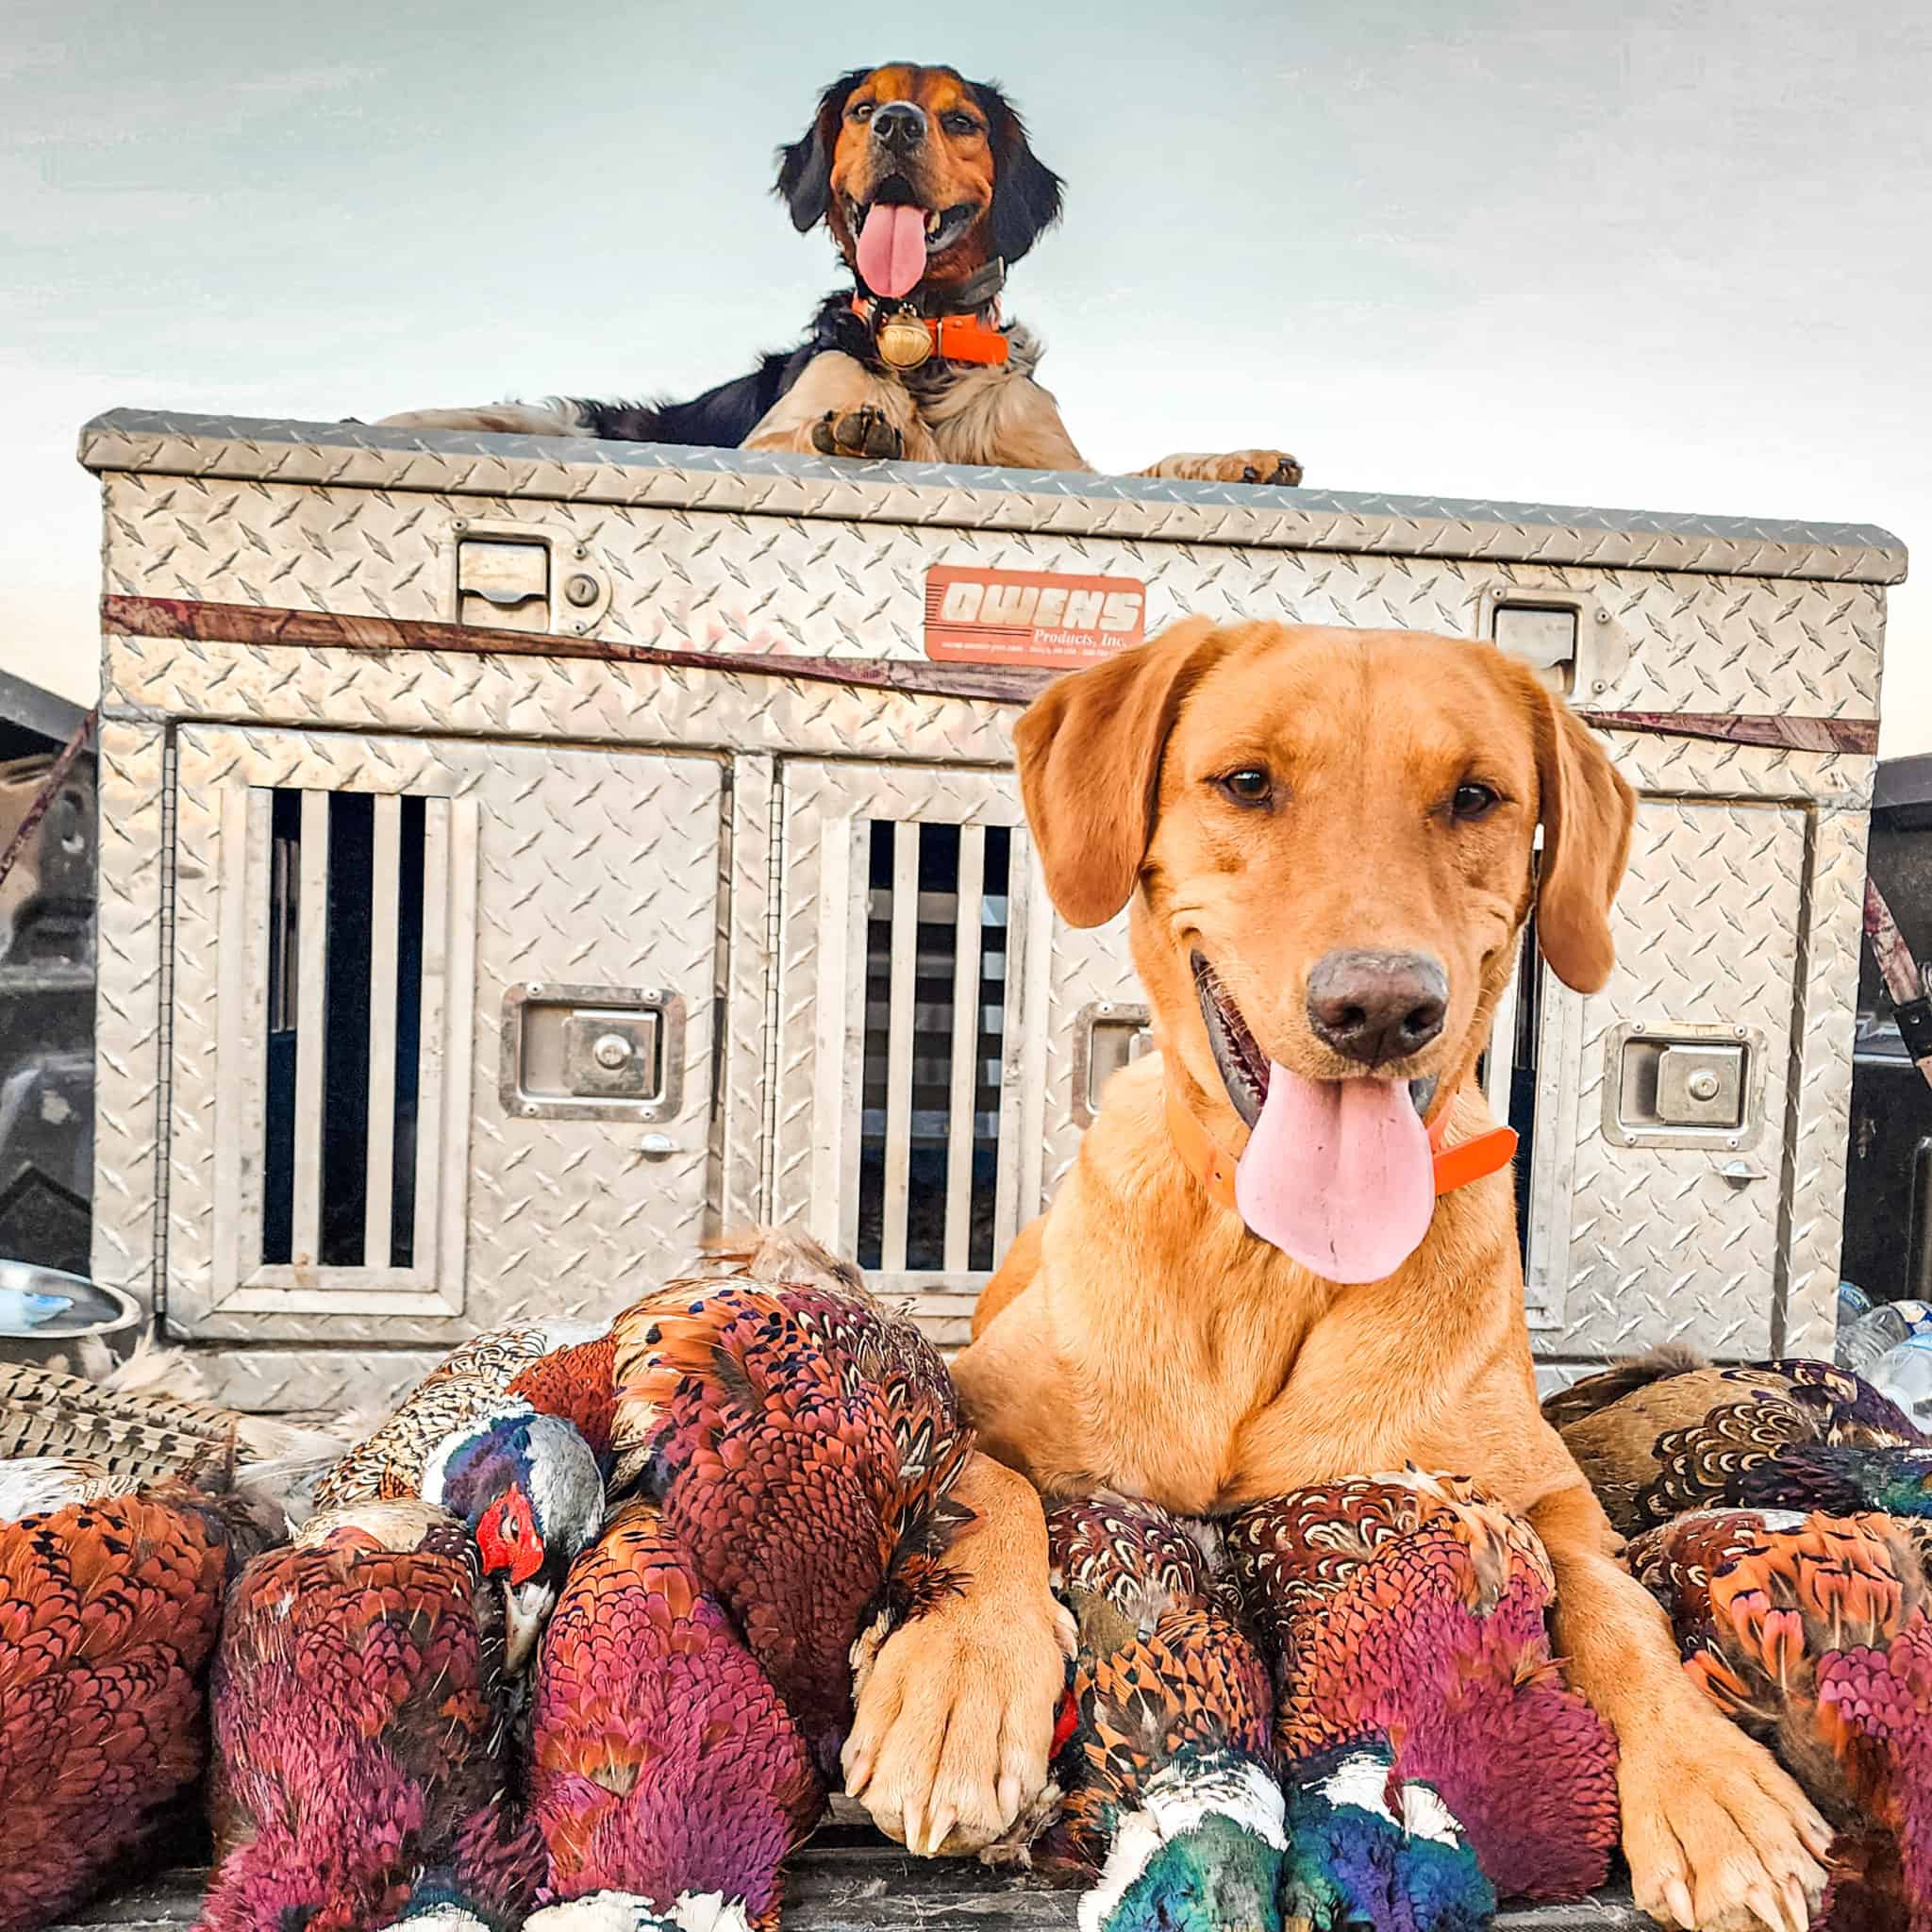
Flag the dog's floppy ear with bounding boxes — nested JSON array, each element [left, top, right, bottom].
[[1530, 685, 1636, 993], [974, 81, 1065, 266], [776, 70, 868, 233], [1015, 617, 1227, 928]]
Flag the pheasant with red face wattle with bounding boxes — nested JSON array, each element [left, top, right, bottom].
[[312, 1320, 613, 1665], [197, 1497, 542, 1932], [1022, 1493, 1285, 1932], [1225, 1469, 1621, 1928], [1544, 1348, 1932, 1535], [525, 1231, 978, 1925], [1630, 1507, 1932, 1932]]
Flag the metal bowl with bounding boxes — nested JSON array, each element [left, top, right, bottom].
[[0, 1260, 143, 1367]]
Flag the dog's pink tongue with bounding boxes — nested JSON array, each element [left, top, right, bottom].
[[858, 203, 928, 298], [1234, 1063, 1435, 1284]]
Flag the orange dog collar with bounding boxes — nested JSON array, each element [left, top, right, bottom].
[[850, 296, 1011, 370], [1163, 1080, 1518, 1224]]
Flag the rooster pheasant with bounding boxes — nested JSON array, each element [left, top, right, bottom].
[[1224, 1469, 1621, 1921], [1630, 1507, 1932, 1932], [0, 1353, 340, 1932], [0, 1474, 278, 1932], [197, 1497, 541, 1932], [1545, 1349, 1932, 1536], [605, 1232, 976, 1783], [1024, 1493, 1284, 1932], [528, 1500, 820, 1932], [516, 1233, 975, 1927], [312, 1320, 613, 1665]]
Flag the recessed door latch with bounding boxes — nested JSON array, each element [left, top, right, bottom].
[[1603, 1021, 1765, 1151], [449, 520, 611, 636], [499, 983, 684, 1123]]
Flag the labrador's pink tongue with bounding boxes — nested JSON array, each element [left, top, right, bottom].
[[858, 203, 927, 298], [1234, 1062, 1435, 1284]]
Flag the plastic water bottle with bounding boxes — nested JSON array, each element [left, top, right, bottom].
[[1867, 1332, 1932, 1431], [1838, 1279, 1872, 1332], [1839, 1301, 1921, 1378]]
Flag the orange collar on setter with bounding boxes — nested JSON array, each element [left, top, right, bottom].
[[1163, 1081, 1518, 1222], [850, 296, 1010, 370]]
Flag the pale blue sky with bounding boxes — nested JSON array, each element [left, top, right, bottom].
[[5, 0, 1926, 745]]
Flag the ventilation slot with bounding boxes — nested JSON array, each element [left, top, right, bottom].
[[260, 791, 439, 1273], [855, 821, 1011, 1276]]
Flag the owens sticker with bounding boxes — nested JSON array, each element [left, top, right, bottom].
[[924, 566, 1147, 670]]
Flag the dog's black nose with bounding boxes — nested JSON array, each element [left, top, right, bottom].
[[1307, 951, 1448, 1067], [871, 102, 926, 149]]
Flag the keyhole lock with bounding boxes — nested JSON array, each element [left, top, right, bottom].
[[563, 572, 601, 608], [1685, 1069, 1721, 1103], [591, 1032, 633, 1071]]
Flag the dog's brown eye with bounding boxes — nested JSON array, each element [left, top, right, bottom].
[[942, 112, 979, 136], [1452, 782, 1499, 821], [1218, 768, 1273, 808], [851, 101, 874, 120]]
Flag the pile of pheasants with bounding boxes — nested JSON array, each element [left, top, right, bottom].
[[5, 1246, 1932, 1932]]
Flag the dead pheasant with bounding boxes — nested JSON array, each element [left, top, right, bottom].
[[0, 1351, 343, 1932], [0, 1349, 333, 1499], [1224, 1470, 1620, 1922], [1024, 1493, 1284, 1932], [526, 1500, 821, 1932], [0, 1474, 279, 1932], [1629, 1507, 1932, 1932], [198, 1497, 541, 1932], [312, 1319, 614, 1665], [605, 1231, 975, 1784], [1545, 1349, 1932, 1536]]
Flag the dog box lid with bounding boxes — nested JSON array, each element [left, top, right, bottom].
[[79, 409, 1907, 587]]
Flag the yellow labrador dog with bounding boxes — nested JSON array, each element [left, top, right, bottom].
[[841, 619, 1830, 1932]]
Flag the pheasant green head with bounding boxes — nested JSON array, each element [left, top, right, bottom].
[[1080, 1749, 1288, 1932]]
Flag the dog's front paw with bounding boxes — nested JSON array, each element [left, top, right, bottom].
[[1620, 1711, 1830, 1932], [1211, 448, 1303, 487], [810, 405, 905, 461], [841, 1579, 1074, 1857]]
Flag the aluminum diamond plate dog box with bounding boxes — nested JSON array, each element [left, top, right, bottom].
[[78, 409, 1903, 1414]]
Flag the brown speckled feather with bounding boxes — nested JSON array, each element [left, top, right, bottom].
[[1628, 1508, 1932, 1932], [1551, 1357, 1928, 1536]]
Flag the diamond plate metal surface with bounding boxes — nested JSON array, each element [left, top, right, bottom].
[[79, 410, 1907, 584], [1559, 800, 1807, 1357], [180, 1347, 451, 1416], [96, 470, 1889, 733], [84, 414, 1892, 1379], [164, 726, 725, 1343], [1779, 803, 1869, 1360], [721, 755, 776, 1232], [90, 719, 169, 1317], [105, 632, 1026, 774], [1045, 909, 1141, 1199]]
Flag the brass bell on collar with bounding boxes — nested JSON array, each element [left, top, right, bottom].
[[874, 313, 934, 370]]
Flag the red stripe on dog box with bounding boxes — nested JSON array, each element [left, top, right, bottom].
[[924, 566, 1146, 670]]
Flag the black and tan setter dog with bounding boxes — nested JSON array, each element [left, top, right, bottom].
[[383, 63, 1301, 484]]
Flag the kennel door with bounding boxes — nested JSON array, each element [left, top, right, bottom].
[[771, 761, 1049, 1343], [1535, 797, 1808, 1357], [164, 727, 724, 1344]]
